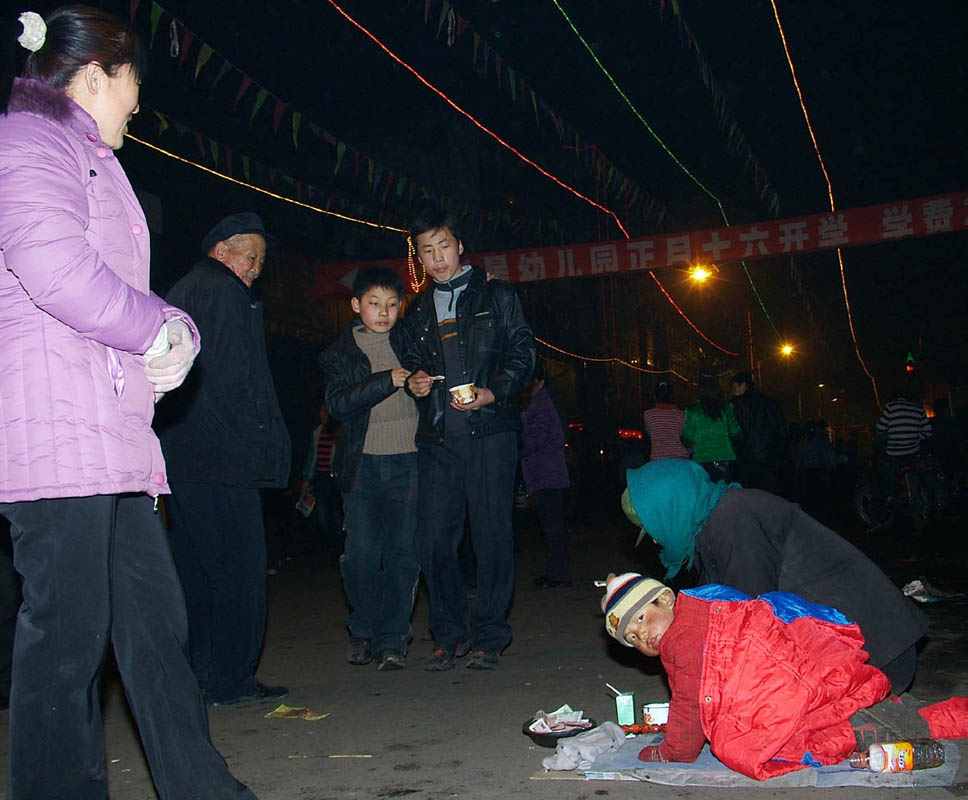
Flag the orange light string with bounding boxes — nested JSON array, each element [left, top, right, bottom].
[[769, 0, 881, 408], [535, 336, 695, 385], [324, 0, 740, 357], [125, 134, 406, 232], [324, 0, 628, 238]]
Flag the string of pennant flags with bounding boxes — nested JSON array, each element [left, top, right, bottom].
[[651, 0, 782, 215], [130, 0, 666, 238], [422, 0, 779, 219], [422, 0, 667, 230], [129, 0, 588, 241], [133, 103, 578, 243]]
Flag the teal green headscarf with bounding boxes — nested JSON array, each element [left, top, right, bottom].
[[624, 459, 740, 580]]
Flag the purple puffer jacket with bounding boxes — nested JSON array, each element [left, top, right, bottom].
[[520, 388, 570, 494], [0, 79, 196, 502]]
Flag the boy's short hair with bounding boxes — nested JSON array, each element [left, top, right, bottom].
[[601, 572, 670, 646], [352, 266, 403, 300], [409, 207, 463, 247]]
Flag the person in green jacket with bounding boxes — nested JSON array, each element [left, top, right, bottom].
[[682, 372, 741, 483]]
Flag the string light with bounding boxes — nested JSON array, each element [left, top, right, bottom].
[[551, 0, 782, 341], [125, 134, 407, 233], [324, 0, 628, 238], [769, 0, 881, 409], [535, 336, 695, 384], [648, 273, 738, 356], [406, 235, 426, 292]]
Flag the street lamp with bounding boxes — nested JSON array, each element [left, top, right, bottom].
[[780, 343, 794, 357], [689, 265, 711, 283]]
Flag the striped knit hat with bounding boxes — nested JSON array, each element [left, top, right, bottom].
[[601, 572, 671, 647]]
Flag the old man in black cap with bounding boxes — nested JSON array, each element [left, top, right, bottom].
[[156, 213, 291, 705]]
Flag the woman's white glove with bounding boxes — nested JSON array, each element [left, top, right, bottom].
[[144, 320, 196, 399]]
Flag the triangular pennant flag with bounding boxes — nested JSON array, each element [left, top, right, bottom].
[[353, 149, 360, 177], [323, 130, 337, 146], [172, 121, 187, 136], [194, 44, 213, 79], [436, 0, 451, 37], [130, 0, 141, 21], [225, 147, 234, 176], [272, 100, 288, 135], [367, 159, 374, 185], [242, 154, 251, 182], [250, 88, 269, 122], [152, 110, 169, 135], [233, 76, 252, 108], [372, 165, 384, 192], [296, 181, 303, 202], [177, 30, 194, 69], [334, 141, 347, 174], [396, 176, 407, 197], [495, 55, 503, 81], [424, 0, 431, 24], [381, 171, 393, 203], [282, 174, 294, 186], [291, 111, 302, 148], [473, 33, 480, 64], [213, 59, 232, 88], [149, 2, 163, 48], [508, 68, 516, 101], [192, 131, 206, 158], [308, 121, 321, 137], [209, 140, 219, 167]]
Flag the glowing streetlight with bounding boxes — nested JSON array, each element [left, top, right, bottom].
[[780, 343, 795, 357], [689, 265, 711, 283]]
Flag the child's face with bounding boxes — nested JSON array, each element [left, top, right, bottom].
[[622, 590, 675, 657], [415, 226, 464, 283], [351, 286, 401, 334]]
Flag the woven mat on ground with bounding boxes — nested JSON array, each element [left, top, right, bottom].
[[580, 734, 961, 787]]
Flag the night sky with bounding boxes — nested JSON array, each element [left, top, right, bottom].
[[12, 0, 967, 420]]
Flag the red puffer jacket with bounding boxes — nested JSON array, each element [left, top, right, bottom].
[[660, 586, 890, 780]]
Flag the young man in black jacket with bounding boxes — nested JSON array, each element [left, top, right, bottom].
[[320, 267, 420, 671], [404, 208, 535, 671]]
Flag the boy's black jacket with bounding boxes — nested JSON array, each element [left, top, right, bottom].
[[400, 266, 535, 445], [319, 319, 413, 491]]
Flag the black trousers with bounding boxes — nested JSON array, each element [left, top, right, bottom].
[[0, 494, 254, 800], [535, 489, 570, 582], [165, 483, 268, 702], [417, 432, 517, 653]]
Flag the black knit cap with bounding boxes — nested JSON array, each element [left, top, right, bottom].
[[201, 212, 277, 254]]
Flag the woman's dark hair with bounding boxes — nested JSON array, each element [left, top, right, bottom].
[[697, 373, 725, 420], [3, 6, 146, 112], [654, 380, 673, 404]]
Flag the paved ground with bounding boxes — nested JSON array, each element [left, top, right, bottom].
[[0, 500, 965, 799]]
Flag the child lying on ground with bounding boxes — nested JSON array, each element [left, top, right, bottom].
[[601, 573, 967, 781]]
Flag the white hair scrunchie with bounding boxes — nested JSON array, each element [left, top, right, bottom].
[[18, 11, 47, 53]]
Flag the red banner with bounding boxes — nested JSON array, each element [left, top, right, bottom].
[[312, 190, 968, 295]]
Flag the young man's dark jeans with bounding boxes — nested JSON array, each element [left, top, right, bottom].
[[341, 452, 419, 654], [417, 432, 517, 654]]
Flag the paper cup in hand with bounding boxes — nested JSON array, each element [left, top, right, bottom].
[[449, 384, 476, 405]]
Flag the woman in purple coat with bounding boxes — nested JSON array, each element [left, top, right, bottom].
[[520, 361, 572, 588], [0, 7, 254, 798]]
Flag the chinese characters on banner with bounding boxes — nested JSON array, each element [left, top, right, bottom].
[[314, 190, 968, 295]]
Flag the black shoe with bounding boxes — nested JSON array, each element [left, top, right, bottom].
[[533, 575, 573, 589], [466, 649, 500, 670], [347, 637, 373, 665], [209, 682, 288, 707], [423, 641, 469, 672], [376, 650, 406, 671]]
